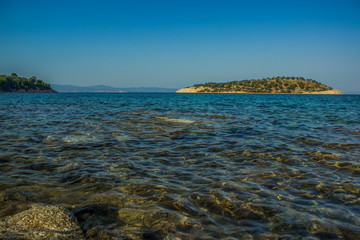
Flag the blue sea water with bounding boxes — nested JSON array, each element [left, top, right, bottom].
[[0, 93, 360, 239]]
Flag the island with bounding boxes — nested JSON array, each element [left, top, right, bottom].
[[176, 76, 342, 94], [0, 73, 57, 93]]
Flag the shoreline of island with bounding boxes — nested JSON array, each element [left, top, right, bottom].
[[0, 89, 57, 93], [176, 87, 342, 94]]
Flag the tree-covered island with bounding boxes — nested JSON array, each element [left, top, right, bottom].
[[177, 76, 342, 94], [0, 73, 57, 93]]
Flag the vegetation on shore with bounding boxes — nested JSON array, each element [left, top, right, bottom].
[[178, 76, 340, 94], [0, 73, 56, 93]]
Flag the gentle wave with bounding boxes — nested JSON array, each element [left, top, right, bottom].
[[155, 116, 197, 124], [0, 93, 359, 239]]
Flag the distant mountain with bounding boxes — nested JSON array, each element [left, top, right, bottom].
[[52, 84, 177, 93], [52, 84, 125, 93], [121, 87, 177, 93]]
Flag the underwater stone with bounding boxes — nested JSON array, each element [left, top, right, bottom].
[[0, 204, 84, 239]]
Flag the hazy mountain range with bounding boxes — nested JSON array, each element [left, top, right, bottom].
[[51, 84, 177, 93]]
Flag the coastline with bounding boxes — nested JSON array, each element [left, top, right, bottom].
[[0, 89, 57, 93]]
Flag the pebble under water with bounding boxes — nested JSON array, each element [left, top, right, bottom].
[[0, 93, 360, 239]]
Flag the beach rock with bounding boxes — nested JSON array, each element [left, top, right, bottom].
[[0, 204, 84, 239]]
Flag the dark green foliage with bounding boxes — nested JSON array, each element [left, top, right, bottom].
[[192, 77, 333, 93], [0, 73, 54, 92]]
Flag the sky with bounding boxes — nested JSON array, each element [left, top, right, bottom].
[[0, 0, 359, 92]]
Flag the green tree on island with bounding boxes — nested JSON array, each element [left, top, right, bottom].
[[179, 76, 339, 94], [0, 73, 56, 93]]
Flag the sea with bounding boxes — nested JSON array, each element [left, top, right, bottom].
[[0, 93, 359, 239]]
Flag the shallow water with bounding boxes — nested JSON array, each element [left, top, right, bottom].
[[0, 93, 360, 239]]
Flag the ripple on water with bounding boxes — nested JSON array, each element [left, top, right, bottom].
[[154, 116, 197, 124], [0, 93, 359, 239]]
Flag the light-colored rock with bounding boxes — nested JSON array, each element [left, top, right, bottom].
[[176, 86, 246, 93], [176, 86, 203, 93], [302, 89, 342, 94], [0, 204, 84, 239]]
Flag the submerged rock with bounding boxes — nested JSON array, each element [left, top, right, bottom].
[[0, 204, 84, 239]]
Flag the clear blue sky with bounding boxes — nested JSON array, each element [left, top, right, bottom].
[[1, 0, 359, 91]]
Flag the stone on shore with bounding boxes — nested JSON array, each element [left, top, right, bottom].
[[0, 204, 84, 239]]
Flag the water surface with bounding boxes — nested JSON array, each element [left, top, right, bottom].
[[0, 93, 359, 239]]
